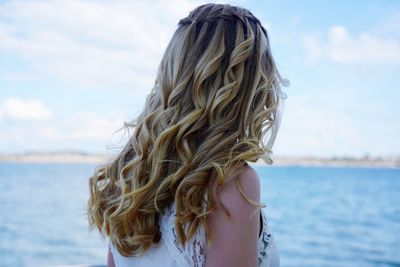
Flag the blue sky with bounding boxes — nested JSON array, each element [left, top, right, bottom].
[[0, 0, 399, 158]]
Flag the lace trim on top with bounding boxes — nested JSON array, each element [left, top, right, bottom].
[[258, 208, 273, 265], [160, 202, 273, 267], [159, 202, 206, 267]]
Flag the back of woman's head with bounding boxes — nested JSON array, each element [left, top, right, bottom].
[[87, 3, 289, 257]]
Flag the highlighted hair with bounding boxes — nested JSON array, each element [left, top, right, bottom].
[[87, 3, 289, 257]]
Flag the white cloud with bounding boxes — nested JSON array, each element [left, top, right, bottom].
[[0, 96, 126, 151], [59, 112, 124, 140], [0, 0, 205, 90], [301, 25, 400, 65], [0, 97, 53, 120], [28, 111, 126, 142], [0, 110, 127, 153], [274, 97, 366, 158]]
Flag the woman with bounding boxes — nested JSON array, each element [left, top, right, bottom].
[[87, 3, 288, 267]]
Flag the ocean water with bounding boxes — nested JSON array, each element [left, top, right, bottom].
[[0, 163, 399, 267]]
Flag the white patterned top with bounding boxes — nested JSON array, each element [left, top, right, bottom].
[[109, 202, 279, 267]]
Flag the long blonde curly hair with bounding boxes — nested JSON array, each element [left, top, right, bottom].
[[87, 3, 289, 257]]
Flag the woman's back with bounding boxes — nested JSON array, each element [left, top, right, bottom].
[[109, 203, 279, 267], [108, 166, 280, 267]]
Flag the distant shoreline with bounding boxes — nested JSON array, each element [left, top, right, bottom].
[[0, 151, 399, 168], [261, 157, 400, 169]]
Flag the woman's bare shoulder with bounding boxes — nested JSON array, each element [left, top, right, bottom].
[[205, 164, 261, 267], [210, 163, 261, 204]]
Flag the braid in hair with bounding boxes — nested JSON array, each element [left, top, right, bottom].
[[178, 4, 268, 38]]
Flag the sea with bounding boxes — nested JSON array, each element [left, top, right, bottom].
[[0, 163, 399, 267]]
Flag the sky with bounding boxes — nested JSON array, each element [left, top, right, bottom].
[[0, 0, 399, 158]]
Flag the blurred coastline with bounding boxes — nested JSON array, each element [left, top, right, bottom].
[[0, 151, 399, 168]]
